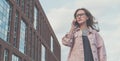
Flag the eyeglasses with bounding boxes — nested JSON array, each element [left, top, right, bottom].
[[76, 13, 86, 17]]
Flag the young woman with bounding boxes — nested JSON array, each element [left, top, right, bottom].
[[62, 8, 107, 61]]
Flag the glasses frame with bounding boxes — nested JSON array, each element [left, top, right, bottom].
[[76, 13, 86, 18]]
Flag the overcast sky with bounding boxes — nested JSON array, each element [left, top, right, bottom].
[[39, 0, 120, 61]]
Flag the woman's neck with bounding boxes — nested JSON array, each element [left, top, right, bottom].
[[79, 22, 88, 30]]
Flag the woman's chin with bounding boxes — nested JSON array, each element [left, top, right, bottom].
[[78, 21, 84, 24]]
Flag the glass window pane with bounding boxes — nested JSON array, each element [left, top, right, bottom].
[[13, 11, 19, 47], [12, 54, 21, 61], [51, 36, 54, 52], [41, 45, 45, 61], [4, 49, 9, 61], [0, 0, 12, 42], [19, 20, 26, 54], [21, 0, 24, 12], [15, 0, 20, 6], [34, 6, 38, 30]]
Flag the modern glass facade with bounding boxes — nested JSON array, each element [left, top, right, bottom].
[[0, 0, 11, 42], [19, 20, 26, 53]]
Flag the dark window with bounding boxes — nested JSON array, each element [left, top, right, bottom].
[[29, 28, 32, 57], [14, 0, 20, 6], [26, 0, 29, 17], [24, 59, 26, 61], [21, 0, 24, 12], [31, 32, 35, 60], [13, 11, 19, 47], [29, 0, 33, 23]]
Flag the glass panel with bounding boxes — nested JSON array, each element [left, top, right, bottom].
[[34, 6, 38, 30], [51, 36, 54, 52], [26, 1, 29, 17], [12, 54, 21, 61], [4, 49, 9, 61], [0, 0, 11, 42], [13, 11, 19, 47], [21, 0, 24, 12], [41, 44, 45, 61], [19, 20, 26, 54], [15, 0, 20, 6]]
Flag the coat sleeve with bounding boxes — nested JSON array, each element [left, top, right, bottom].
[[62, 31, 74, 47], [95, 32, 107, 61]]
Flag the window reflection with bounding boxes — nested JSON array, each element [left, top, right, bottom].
[[14, 0, 20, 6], [41, 44, 45, 61], [34, 6, 38, 30], [21, 0, 24, 12], [4, 49, 9, 61], [19, 20, 26, 54], [13, 11, 19, 47], [12, 54, 21, 61], [0, 0, 12, 42], [51, 36, 54, 52]]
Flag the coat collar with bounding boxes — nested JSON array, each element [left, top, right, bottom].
[[74, 26, 94, 34]]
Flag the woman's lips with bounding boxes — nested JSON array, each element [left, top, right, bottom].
[[77, 19, 84, 24]]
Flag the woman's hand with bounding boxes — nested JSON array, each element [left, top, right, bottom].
[[70, 19, 77, 31]]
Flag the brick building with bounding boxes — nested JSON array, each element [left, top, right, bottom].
[[0, 0, 61, 61]]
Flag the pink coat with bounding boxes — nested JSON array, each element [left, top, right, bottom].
[[62, 27, 107, 61]]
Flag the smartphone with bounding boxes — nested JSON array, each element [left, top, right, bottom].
[[74, 21, 79, 27]]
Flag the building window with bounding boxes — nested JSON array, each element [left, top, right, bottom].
[[24, 59, 26, 61], [0, 0, 12, 42], [41, 44, 45, 61], [29, 0, 33, 23], [51, 36, 54, 52], [31, 32, 35, 60], [26, 1, 29, 17], [14, 0, 20, 6], [19, 20, 26, 54], [29, 28, 32, 57], [13, 11, 19, 47], [34, 6, 38, 30], [21, 0, 24, 12], [4, 49, 9, 61], [12, 54, 21, 61]]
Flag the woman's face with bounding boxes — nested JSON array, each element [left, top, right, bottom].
[[75, 10, 88, 25]]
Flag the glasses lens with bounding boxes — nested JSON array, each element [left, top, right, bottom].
[[76, 13, 86, 17]]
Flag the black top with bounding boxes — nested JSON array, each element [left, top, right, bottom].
[[82, 36, 94, 61]]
